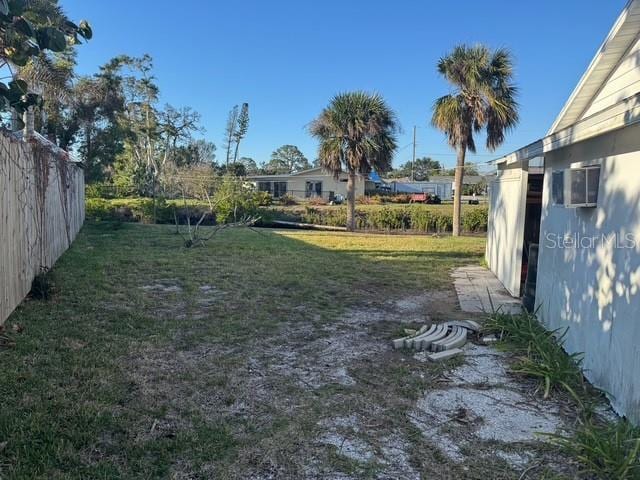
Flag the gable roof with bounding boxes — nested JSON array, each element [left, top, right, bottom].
[[549, 0, 640, 133]]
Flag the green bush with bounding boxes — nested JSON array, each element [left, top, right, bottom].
[[266, 204, 487, 233], [548, 418, 640, 479], [86, 198, 213, 225], [254, 191, 273, 207], [462, 206, 488, 232], [213, 175, 260, 223]]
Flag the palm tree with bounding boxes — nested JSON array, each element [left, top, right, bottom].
[[432, 45, 519, 236], [310, 91, 398, 231]]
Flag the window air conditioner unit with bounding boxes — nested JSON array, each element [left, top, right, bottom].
[[561, 166, 601, 208]]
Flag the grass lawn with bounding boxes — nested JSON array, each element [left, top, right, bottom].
[[0, 224, 574, 479]]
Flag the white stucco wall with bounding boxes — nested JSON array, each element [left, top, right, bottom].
[[486, 162, 528, 297], [249, 171, 365, 199], [535, 123, 640, 422]]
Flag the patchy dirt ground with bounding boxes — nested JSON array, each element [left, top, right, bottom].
[[126, 283, 588, 479]]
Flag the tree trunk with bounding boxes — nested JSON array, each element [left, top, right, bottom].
[[452, 146, 466, 237], [233, 139, 241, 165], [346, 171, 356, 232]]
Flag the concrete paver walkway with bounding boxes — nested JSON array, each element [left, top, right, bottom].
[[452, 266, 522, 314]]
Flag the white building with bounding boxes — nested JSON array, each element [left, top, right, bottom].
[[384, 178, 453, 200], [486, 0, 640, 423]]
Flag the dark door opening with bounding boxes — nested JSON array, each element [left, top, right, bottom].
[[521, 173, 544, 308]]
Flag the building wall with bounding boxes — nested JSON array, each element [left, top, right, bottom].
[[486, 161, 528, 296], [251, 172, 365, 199], [583, 36, 640, 119], [535, 123, 640, 423]]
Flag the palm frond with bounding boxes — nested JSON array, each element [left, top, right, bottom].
[[309, 91, 398, 176], [18, 53, 74, 101], [432, 44, 519, 153]]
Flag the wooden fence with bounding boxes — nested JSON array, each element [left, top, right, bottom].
[[0, 131, 85, 325]]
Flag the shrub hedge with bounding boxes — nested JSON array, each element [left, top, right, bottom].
[[86, 198, 215, 225], [269, 205, 488, 233], [86, 198, 487, 233], [86, 197, 278, 226]]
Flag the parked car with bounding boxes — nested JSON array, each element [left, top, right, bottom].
[[410, 193, 442, 204]]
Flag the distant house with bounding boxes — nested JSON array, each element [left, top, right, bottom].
[[429, 175, 491, 194], [383, 177, 454, 200], [246, 168, 373, 200], [486, 0, 640, 423]]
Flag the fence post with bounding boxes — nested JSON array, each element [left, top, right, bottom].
[[23, 107, 35, 140]]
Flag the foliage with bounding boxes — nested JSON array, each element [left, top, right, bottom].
[[387, 157, 442, 181], [218, 162, 246, 177], [461, 206, 489, 232], [222, 104, 238, 166], [43, 54, 213, 189], [278, 193, 297, 206], [264, 144, 311, 174], [462, 178, 488, 196], [30, 266, 54, 300], [238, 156, 258, 174], [221, 103, 251, 167], [432, 44, 518, 235], [308, 196, 328, 206], [212, 175, 260, 223], [358, 194, 416, 205], [442, 164, 479, 176], [0, 0, 92, 125], [232, 103, 249, 163], [484, 311, 585, 400], [254, 190, 272, 206], [271, 204, 487, 233], [309, 91, 399, 231], [547, 418, 640, 480]]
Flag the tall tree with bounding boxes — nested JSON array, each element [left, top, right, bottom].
[[158, 105, 203, 169], [223, 105, 238, 166], [232, 102, 249, 163], [266, 144, 310, 174], [188, 139, 216, 166], [388, 157, 442, 181], [432, 44, 518, 236], [238, 156, 258, 174], [310, 92, 398, 231]]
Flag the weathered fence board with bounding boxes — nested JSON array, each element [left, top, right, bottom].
[[0, 132, 84, 325]]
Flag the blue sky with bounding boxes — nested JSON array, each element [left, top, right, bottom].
[[63, 0, 624, 170]]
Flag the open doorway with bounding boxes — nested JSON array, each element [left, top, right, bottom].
[[521, 171, 544, 308]]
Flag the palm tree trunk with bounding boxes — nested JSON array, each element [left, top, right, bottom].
[[452, 146, 466, 236], [346, 171, 356, 232]]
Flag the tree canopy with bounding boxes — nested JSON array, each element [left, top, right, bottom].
[[264, 144, 310, 174]]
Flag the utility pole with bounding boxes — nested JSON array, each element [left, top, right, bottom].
[[411, 125, 417, 182]]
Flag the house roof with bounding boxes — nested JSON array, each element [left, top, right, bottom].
[[495, 0, 640, 165], [429, 175, 490, 185], [246, 167, 324, 180], [549, 0, 640, 133], [247, 167, 372, 180]]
